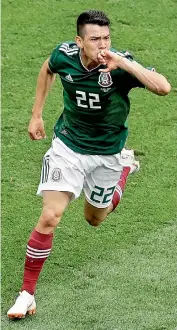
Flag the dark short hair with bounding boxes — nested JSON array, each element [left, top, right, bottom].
[[77, 10, 110, 37]]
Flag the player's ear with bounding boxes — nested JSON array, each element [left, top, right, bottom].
[[75, 36, 84, 49]]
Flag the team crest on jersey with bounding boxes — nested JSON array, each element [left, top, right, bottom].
[[98, 72, 113, 87], [51, 168, 61, 182]]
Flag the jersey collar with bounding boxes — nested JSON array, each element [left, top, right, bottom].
[[79, 50, 101, 72]]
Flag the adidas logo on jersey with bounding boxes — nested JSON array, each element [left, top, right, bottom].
[[65, 74, 73, 82], [101, 87, 111, 92]]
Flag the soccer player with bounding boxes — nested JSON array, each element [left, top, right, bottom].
[[7, 10, 171, 319]]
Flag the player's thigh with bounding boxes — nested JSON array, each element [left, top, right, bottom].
[[36, 190, 72, 232], [42, 190, 72, 214], [37, 138, 85, 200]]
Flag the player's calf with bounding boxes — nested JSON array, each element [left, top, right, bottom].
[[85, 214, 104, 227], [111, 149, 140, 212], [84, 201, 109, 226]]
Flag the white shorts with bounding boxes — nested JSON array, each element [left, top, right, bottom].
[[37, 137, 124, 208]]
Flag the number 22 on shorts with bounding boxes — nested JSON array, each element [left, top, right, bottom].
[[90, 185, 115, 204]]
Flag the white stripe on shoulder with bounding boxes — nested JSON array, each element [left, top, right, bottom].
[[62, 43, 69, 47], [60, 47, 79, 53], [59, 44, 68, 51], [66, 51, 79, 55], [59, 43, 78, 50], [60, 49, 78, 56], [59, 47, 69, 52]]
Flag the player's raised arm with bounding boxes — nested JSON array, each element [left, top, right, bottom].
[[98, 50, 171, 96], [28, 59, 56, 140]]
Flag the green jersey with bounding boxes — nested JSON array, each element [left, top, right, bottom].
[[49, 41, 145, 155]]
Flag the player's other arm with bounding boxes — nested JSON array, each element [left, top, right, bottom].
[[118, 58, 171, 96], [28, 59, 56, 140], [98, 51, 171, 96]]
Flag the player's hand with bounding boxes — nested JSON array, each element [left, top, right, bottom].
[[28, 115, 46, 140], [98, 50, 123, 72]]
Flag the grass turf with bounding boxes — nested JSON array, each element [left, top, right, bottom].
[[1, 0, 177, 329]]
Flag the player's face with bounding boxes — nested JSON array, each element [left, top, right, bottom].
[[76, 24, 111, 63]]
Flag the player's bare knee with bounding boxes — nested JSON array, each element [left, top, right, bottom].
[[85, 214, 105, 227], [40, 207, 62, 228], [87, 220, 101, 227]]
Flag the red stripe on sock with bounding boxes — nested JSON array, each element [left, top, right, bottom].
[[112, 166, 130, 211], [21, 229, 53, 295]]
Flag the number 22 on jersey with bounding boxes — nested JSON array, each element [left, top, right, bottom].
[[76, 91, 101, 109]]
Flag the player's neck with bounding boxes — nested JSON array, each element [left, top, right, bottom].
[[80, 51, 99, 70]]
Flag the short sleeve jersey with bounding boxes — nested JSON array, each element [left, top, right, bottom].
[[49, 41, 145, 155]]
